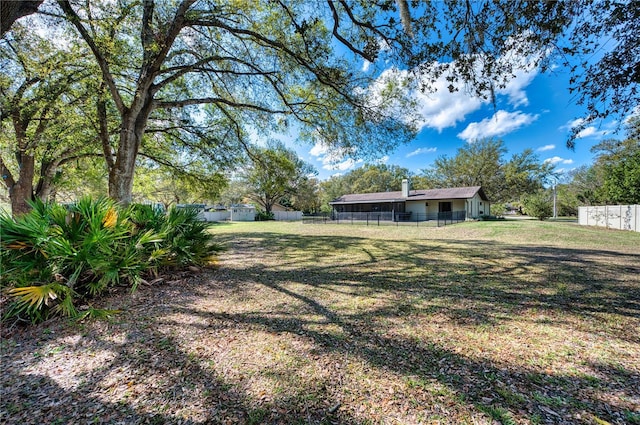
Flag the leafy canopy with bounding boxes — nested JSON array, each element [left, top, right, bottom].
[[242, 142, 316, 214], [419, 139, 553, 203]]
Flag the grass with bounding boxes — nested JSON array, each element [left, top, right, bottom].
[[1, 219, 639, 424]]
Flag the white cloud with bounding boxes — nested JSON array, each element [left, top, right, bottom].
[[544, 156, 574, 165], [409, 71, 484, 131], [560, 118, 609, 139], [309, 141, 364, 171], [576, 127, 600, 138], [309, 142, 328, 157], [496, 66, 539, 107], [537, 144, 555, 152], [325, 158, 364, 171], [362, 60, 371, 72], [406, 147, 437, 157], [375, 155, 389, 164], [457, 110, 539, 142], [366, 56, 538, 133]]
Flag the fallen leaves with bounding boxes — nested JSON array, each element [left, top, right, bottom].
[[2, 221, 639, 424]]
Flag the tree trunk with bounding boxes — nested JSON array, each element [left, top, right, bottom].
[[34, 159, 60, 202], [0, 0, 43, 36], [10, 154, 35, 216], [108, 127, 139, 205], [108, 103, 153, 205]]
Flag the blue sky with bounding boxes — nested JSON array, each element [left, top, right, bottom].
[[286, 57, 621, 182]]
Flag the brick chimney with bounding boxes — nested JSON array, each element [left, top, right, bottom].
[[402, 178, 410, 198]]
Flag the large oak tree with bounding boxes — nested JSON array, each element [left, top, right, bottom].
[[242, 142, 315, 215], [3, 1, 637, 211], [50, 0, 415, 205], [418, 138, 553, 203], [0, 27, 102, 215]]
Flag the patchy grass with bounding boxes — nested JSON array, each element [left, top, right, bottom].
[[2, 220, 639, 424]]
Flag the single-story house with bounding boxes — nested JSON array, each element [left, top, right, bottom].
[[329, 179, 490, 221]]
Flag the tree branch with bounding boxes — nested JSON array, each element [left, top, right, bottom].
[[141, 0, 155, 65], [0, 155, 16, 190], [147, 0, 196, 74], [327, 1, 375, 61], [154, 97, 288, 113], [57, 0, 126, 115], [184, 16, 358, 103], [97, 83, 115, 171]]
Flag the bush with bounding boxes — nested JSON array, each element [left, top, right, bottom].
[[479, 215, 505, 221], [255, 210, 274, 221], [1, 198, 221, 323], [522, 191, 553, 220]]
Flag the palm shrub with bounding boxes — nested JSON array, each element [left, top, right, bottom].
[[1, 198, 163, 323], [1, 200, 74, 322], [127, 204, 221, 267], [2, 199, 221, 323], [160, 207, 221, 267]]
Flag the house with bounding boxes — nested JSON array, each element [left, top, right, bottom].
[[329, 179, 490, 221]]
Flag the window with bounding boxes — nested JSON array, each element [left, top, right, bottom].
[[438, 202, 452, 213]]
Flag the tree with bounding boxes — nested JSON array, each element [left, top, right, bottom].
[[419, 139, 551, 203], [349, 164, 410, 194], [318, 164, 412, 211], [522, 190, 553, 220], [0, 1, 43, 36], [565, 165, 606, 206], [421, 139, 506, 201], [564, 2, 639, 144], [132, 163, 227, 206], [503, 149, 554, 200], [590, 120, 640, 204], [53, 157, 108, 203], [320, 175, 352, 212], [243, 143, 315, 215], [554, 183, 579, 217], [288, 177, 322, 214], [394, 1, 638, 145], [217, 177, 249, 208], [0, 27, 101, 215], [48, 0, 415, 205], [600, 151, 640, 204]]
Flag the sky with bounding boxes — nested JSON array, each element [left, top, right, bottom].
[[284, 57, 621, 182]]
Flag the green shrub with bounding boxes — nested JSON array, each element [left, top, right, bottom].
[[161, 207, 221, 267], [479, 215, 505, 221], [255, 210, 274, 221], [522, 191, 553, 220], [1, 198, 221, 324]]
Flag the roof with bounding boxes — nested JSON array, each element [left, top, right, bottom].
[[329, 186, 489, 205]]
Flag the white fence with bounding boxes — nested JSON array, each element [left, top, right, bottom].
[[273, 211, 303, 221], [202, 210, 302, 222], [578, 205, 640, 232], [203, 211, 230, 222]]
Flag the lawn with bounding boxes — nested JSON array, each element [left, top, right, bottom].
[[2, 220, 639, 424]]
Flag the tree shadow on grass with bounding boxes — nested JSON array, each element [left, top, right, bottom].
[[1, 288, 357, 424], [180, 274, 638, 423], [216, 231, 640, 324], [203, 231, 639, 422], [3, 230, 638, 424]]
